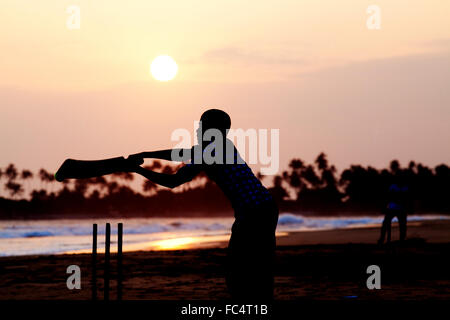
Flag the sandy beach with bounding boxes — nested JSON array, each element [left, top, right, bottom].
[[0, 220, 449, 300]]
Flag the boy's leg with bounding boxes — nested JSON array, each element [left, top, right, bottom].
[[378, 213, 389, 244], [226, 204, 278, 300], [398, 212, 407, 241], [226, 234, 275, 300], [386, 217, 392, 243]]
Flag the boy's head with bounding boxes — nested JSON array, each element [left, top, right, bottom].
[[199, 109, 231, 137]]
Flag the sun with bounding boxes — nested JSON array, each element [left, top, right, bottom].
[[150, 55, 178, 81]]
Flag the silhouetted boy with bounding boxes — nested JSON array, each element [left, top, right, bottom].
[[128, 109, 279, 300], [378, 182, 410, 244]]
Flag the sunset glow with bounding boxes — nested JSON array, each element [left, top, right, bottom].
[[1, 0, 450, 175], [152, 237, 196, 250]]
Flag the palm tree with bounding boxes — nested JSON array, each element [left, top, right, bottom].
[[282, 158, 305, 197], [39, 168, 55, 193], [140, 164, 161, 195], [135, 161, 164, 195], [21, 169, 34, 197], [106, 181, 119, 195], [88, 176, 108, 196], [268, 175, 289, 204], [142, 179, 157, 195], [112, 172, 134, 182], [315, 153, 338, 190], [301, 164, 321, 189], [390, 160, 401, 175], [5, 164, 18, 181], [111, 171, 135, 195], [21, 169, 33, 180], [74, 179, 89, 196], [2, 164, 21, 199], [4, 181, 24, 199]]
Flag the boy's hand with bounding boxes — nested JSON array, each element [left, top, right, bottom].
[[127, 153, 144, 166]]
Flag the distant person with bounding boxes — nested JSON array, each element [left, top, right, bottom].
[[378, 182, 411, 244], [127, 109, 279, 300]]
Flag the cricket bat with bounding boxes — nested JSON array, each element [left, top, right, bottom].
[[54, 157, 132, 182]]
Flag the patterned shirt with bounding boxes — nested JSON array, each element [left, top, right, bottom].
[[179, 140, 273, 214]]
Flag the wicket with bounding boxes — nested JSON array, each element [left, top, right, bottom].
[[92, 223, 123, 300]]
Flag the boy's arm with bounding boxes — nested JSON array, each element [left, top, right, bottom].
[[128, 149, 192, 162], [133, 163, 201, 189]]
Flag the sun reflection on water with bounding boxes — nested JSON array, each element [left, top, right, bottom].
[[152, 237, 197, 250]]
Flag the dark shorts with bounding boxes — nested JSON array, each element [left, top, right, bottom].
[[226, 200, 279, 300], [383, 207, 407, 221]]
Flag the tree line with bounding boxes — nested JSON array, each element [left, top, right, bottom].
[[1, 153, 449, 219]]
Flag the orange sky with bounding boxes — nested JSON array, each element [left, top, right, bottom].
[[1, 0, 450, 177]]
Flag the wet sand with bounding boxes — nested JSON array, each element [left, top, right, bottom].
[[0, 220, 449, 300]]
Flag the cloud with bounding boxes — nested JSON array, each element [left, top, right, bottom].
[[201, 47, 305, 66], [288, 50, 450, 110], [423, 38, 450, 51]]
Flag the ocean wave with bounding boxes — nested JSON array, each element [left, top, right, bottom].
[[0, 214, 448, 240], [24, 231, 54, 238], [278, 213, 304, 225], [276, 213, 450, 231], [0, 220, 232, 239]]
